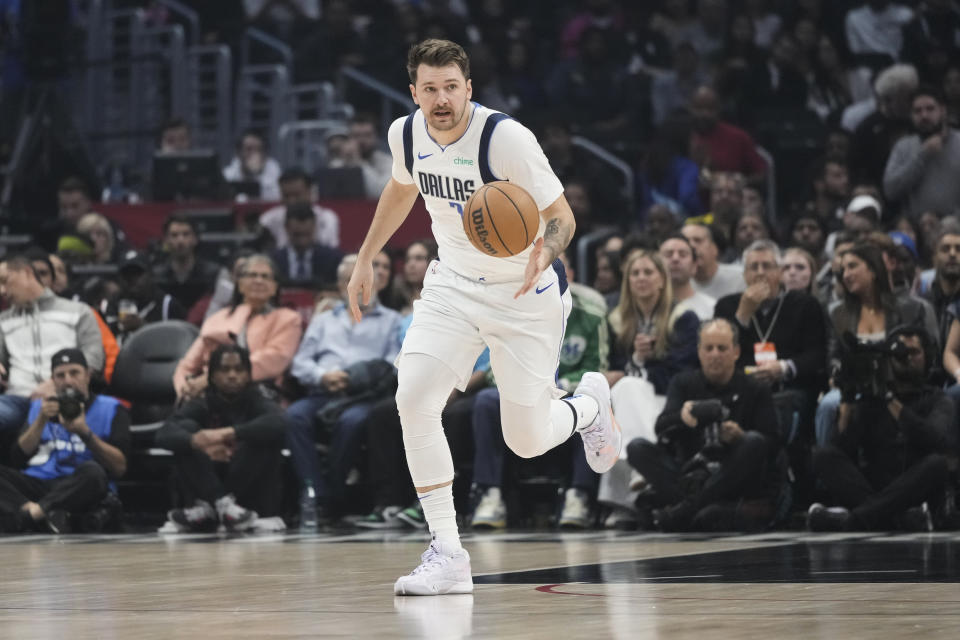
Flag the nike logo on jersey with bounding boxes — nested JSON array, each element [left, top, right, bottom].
[[535, 283, 554, 294], [418, 152, 433, 160]]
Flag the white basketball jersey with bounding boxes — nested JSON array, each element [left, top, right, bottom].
[[387, 103, 564, 283]]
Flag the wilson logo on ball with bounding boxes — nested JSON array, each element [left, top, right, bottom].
[[462, 181, 540, 258]]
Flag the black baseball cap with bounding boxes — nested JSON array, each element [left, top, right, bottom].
[[51, 348, 88, 371]]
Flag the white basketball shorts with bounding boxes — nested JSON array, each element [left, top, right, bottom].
[[399, 259, 572, 406]]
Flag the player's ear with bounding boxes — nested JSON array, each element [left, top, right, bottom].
[[409, 84, 419, 106], [465, 78, 472, 100]]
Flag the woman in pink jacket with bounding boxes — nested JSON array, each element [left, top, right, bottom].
[[173, 254, 303, 401]]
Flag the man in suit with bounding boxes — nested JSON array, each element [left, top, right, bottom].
[[271, 202, 342, 288]]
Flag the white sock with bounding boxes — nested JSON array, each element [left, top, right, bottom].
[[418, 484, 461, 553], [559, 394, 599, 434]]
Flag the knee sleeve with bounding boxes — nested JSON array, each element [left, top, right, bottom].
[[395, 352, 458, 487]]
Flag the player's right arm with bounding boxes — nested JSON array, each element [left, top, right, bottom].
[[348, 178, 420, 322]]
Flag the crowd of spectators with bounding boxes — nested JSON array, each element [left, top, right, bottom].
[[1, 0, 960, 534]]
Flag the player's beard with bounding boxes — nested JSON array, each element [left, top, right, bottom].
[[428, 99, 468, 132]]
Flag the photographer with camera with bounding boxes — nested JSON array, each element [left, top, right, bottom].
[[626, 318, 781, 531], [809, 327, 954, 531], [0, 349, 129, 533]]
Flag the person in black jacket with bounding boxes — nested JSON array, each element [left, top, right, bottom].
[[714, 240, 827, 469], [157, 344, 285, 532], [809, 327, 953, 531], [626, 318, 781, 532]]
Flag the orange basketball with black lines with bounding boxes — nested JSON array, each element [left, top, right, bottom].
[[462, 181, 540, 257]]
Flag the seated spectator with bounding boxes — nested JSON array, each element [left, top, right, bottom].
[[643, 204, 681, 249], [601, 249, 700, 527], [824, 194, 883, 258], [815, 243, 934, 446], [49, 254, 70, 297], [687, 172, 745, 246], [627, 318, 781, 531], [173, 254, 302, 402], [158, 116, 192, 154], [790, 212, 828, 270], [681, 223, 745, 299], [806, 156, 851, 228], [851, 63, 917, 186], [883, 85, 960, 219], [659, 233, 715, 320], [389, 240, 438, 317], [75, 213, 122, 265], [844, 1, 913, 66], [470, 253, 609, 530], [259, 168, 340, 250], [781, 247, 818, 294], [38, 177, 128, 256], [651, 42, 707, 126], [0, 349, 128, 533], [152, 214, 223, 313], [809, 327, 951, 531], [348, 114, 393, 198], [270, 203, 343, 287], [688, 86, 766, 185], [199, 251, 255, 323], [0, 256, 105, 436], [923, 221, 960, 351], [286, 255, 402, 524], [715, 241, 827, 470], [158, 345, 286, 532], [637, 117, 702, 220], [222, 129, 282, 201], [104, 251, 186, 345], [742, 30, 808, 115], [724, 211, 768, 265], [593, 250, 622, 309], [26, 248, 120, 385]]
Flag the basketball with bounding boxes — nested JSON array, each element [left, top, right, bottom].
[[462, 181, 540, 257]]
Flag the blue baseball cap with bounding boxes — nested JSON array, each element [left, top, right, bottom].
[[889, 231, 918, 261]]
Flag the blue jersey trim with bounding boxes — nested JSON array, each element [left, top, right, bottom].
[[479, 112, 511, 184], [551, 258, 568, 296], [402, 112, 416, 177]]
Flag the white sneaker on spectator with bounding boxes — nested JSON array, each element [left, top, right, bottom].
[[471, 487, 506, 529], [574, 372, 622, 474], [559, 489, 591, 529], [215, 494, 257, 532], [394, 539, 473, 596]]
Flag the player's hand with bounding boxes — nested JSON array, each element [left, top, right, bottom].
[[514, 237, 552, 298], [347, 259, 375, 323]]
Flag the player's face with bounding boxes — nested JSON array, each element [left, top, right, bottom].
[[411, 64, 473, 134]]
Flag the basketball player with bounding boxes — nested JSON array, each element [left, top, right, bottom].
[[346, 39, 621, 596]]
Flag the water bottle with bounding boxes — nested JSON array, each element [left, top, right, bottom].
[[300, 482, 318, 532]]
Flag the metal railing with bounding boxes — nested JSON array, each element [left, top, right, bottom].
[[236, 65, 292, 155], [154, 0, 200, 45], [570, 135, 635, 214], [187, 45, 234, 162], [338, 66, 414, 134], [277, 119, 351, 176], [240, 27, 293, 69], [756, 145, 778, 229]]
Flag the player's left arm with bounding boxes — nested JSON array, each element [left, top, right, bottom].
[[514, 194, 576, 298]]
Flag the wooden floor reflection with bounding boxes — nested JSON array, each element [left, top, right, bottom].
[[0, 531, 957, 639]]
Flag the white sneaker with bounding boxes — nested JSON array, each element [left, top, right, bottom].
[[573, 372, 622, 473], [215, 494, 257, 532], [558, 488, 591, 529], [471, 487, 506, 529], [394, 540, 474, 596]]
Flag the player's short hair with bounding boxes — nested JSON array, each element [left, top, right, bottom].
[[407, 39, 470, 85]]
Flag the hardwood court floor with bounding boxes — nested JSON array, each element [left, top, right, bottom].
[[0, 530, 958, 639]]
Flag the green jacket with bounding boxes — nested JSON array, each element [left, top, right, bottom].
[[557, 283, 609, 391]]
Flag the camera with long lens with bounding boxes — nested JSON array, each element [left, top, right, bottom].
[[689, 399, 730, 461], [56, 387, 84, 421], [834, 332, 910, 402]]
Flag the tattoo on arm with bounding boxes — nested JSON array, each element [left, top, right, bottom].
[[542, 217, 571, 262]]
